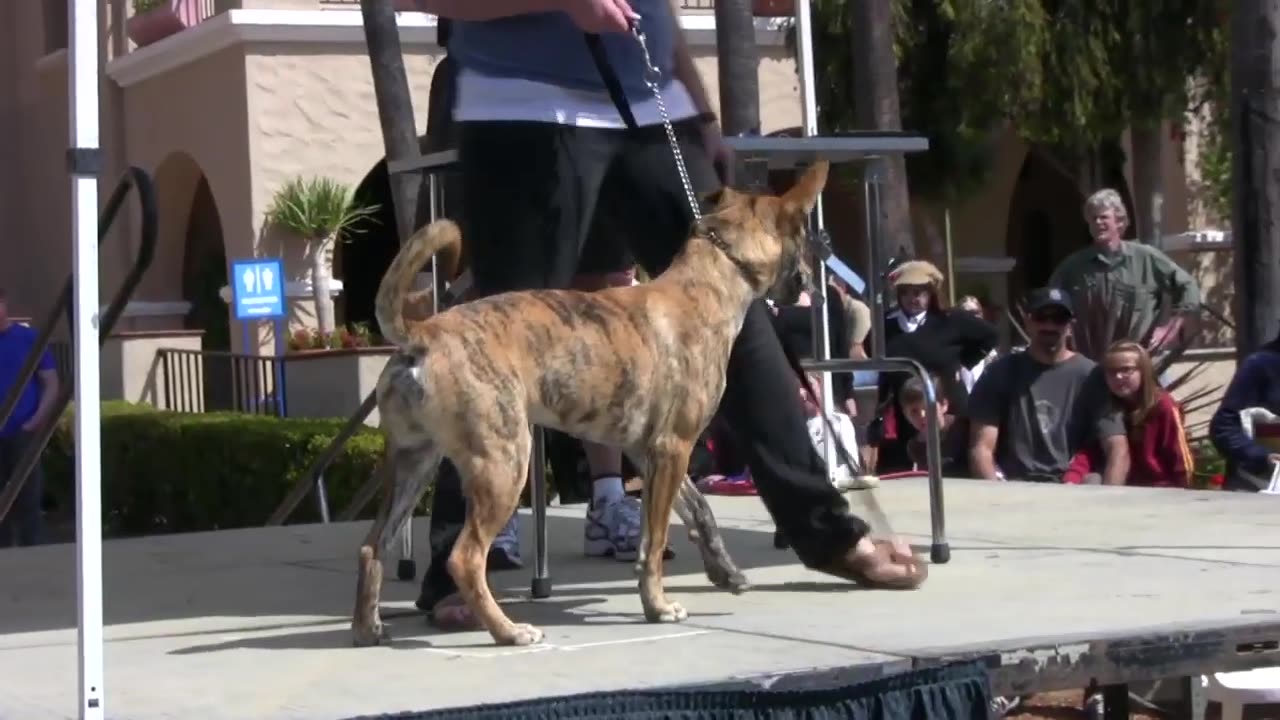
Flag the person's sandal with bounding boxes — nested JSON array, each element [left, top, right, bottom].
[[816, 539, 928, 590]]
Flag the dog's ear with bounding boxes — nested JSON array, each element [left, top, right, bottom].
[[780, 161, 829, 216], [699, 186, 743, 210]]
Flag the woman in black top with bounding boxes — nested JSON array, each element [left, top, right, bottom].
[[867, 259, 997, 473]]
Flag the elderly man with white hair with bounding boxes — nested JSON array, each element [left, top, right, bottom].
[[1048, 188, 1201, 353]]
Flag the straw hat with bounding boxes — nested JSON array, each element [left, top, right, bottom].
[[888, 260, 943, 289]]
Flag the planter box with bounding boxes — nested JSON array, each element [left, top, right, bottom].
[[283, 348, 395, 425], [127, 0, 206, 48]]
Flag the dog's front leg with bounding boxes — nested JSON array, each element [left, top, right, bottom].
[[639, 443, 694, 623], [675, 477, 750, 594]]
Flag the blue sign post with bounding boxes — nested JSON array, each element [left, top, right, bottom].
[[231, 258, 288, 416]]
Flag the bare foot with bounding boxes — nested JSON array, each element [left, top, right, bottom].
[[816, 536, 928, 589], [429, 593, 484, 632]]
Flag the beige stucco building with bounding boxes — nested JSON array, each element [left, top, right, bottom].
[[0, 0, 1235, 421]]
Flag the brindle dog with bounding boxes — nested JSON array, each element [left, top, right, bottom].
[[352, 162, 829, 648]]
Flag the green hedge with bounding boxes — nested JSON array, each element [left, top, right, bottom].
[[43, 401, 390, 537]]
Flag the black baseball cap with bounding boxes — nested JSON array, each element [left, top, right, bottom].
[[1025, 287, 1074, 318]]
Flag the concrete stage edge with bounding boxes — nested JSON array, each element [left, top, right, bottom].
[[1, 479, 1278, 719]]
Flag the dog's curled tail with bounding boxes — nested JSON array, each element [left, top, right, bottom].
[[375, 219, 462, 348]]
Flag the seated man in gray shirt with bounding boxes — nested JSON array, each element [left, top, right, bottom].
[[968, 288, 1129, 483]]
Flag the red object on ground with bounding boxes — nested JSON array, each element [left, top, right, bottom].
[[878, 470, 929, 480], [699, 472, 758, 496]]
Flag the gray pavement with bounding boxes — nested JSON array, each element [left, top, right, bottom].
[[1, 478, 1278, 719]]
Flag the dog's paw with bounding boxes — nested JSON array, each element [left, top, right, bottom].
[[704, 562, 751, 594], [722, 570, 751, 595], [495, 623, 544, 647], [645, 601, 688, 624], [351, 622, 390, 647]]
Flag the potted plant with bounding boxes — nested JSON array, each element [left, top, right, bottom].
[[126, 0, 203, 48], [264, 176, 379, 340]]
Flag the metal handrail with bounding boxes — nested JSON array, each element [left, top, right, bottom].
[[0, 167, 159, 528], [800, 356, 951, 564], [264, 390, 378, 526]]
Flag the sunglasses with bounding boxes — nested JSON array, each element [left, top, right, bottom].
[[1031, 310, 1071, 325]]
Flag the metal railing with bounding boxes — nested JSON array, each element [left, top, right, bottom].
[[266, 391, 378, 525], [155, 349, 287, 417], [0, 167, 159, 528], [801, 357, 950, 564]]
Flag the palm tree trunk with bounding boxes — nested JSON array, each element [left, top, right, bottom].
[[359, 0, 422, 244], [715, 0, 761, 138], [1129, 122, 1164, 245], [850, 0, 913, 259], [1231, 0, 1280, 353]]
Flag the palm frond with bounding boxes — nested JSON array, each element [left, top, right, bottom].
[[1163, 361, 1208, 395], [265, 176, 380, 240]]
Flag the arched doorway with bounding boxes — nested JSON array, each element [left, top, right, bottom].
[[1002, 151, 1089, 303], [181, 176, 230, 351], [152, 151, 229, 350]]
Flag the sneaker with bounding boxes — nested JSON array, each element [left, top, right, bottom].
[[584, 495, 674, 562], [1084, 690, 1104, 718], [990, 695, 1022, 717]]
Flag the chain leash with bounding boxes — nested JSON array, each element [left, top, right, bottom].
[[631, 23, 703, 224]]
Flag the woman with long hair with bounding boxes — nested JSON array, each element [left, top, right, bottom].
[[1064, 340, 1193, 487]]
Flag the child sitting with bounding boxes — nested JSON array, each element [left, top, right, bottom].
[[800, 372, 876, 488], [1064, 340, 1193, 487], [899, 373, 971, 476]]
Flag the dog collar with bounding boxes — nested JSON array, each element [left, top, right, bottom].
[[704, 229, 765, 289]]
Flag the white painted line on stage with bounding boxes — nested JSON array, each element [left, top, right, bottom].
[[419, 629, 715, 659], [555, 629, 713, 651]]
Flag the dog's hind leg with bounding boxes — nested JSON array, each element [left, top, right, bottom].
[[674, 477, 750, 594], [638, 439, 695, 623], [448, 428, 541, 646], [352, 441, 439, 647]]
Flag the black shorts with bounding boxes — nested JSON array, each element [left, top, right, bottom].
[[455, 119, 709, 294]]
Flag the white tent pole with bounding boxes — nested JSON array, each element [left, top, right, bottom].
[[794, 0, 840, 478], [68, 0, 105, 716]]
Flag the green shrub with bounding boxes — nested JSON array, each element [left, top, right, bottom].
[[43, 401, 393, 537]]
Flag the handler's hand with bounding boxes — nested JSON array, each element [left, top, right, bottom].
[[701, 122, 735, 186]]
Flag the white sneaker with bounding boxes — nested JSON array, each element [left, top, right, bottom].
[[584, 495, 673, 562]]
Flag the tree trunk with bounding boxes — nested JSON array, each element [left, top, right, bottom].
[[715, 0, 760, 137], [714, 0, 762, 189], [1231, 0, 1280, 354], [359, 0, 422, 244], [312, 235, 336, 337], [849, 0, 913, 260], [1129, 122, 1165, 246]]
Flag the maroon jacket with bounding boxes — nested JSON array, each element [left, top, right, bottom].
[[1064, 391, 1193, 487]]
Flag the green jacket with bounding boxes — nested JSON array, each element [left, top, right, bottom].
[[1048, 240, 1201, 337]]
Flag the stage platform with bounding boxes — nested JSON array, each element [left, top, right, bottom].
[[2, 478, 1278, 719]]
